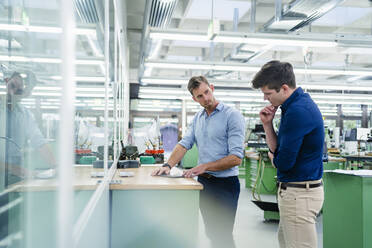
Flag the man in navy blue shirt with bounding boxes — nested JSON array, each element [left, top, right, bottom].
[[252, 61, 324, 248], [152, 76, 245, 248]]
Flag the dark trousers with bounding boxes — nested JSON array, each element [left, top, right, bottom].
[[198, 175, 240, 248]]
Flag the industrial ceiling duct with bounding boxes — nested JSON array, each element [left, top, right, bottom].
[[262, 0, 345, 33], [138, 0, 178, 83], [73, 0, 99, 23], [148, 0, 178, 28]]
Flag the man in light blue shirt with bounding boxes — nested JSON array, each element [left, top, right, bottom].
[[2, 72, 56, 185], [152, 76, 245, 248]]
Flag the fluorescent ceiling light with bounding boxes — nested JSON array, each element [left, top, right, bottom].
[[138, 85, 372, 107], [34, 86, 108, 92], [139, 93, 188, 100], [214, 36, 337, 47], [32, 92, 61, 97], [75, 60, 104, 65], [295, 68, 372, 76], [31, 92, 110, 98], [214, 91, 261, 97], [145, 60, 372, 76], [149, 28, 338, 47], [76, 93, 106, 98], [150, 32, 208, 42], [91, 107, 114, 111], [141, 77, 372, 92], [145, 61, 213, 70], [0, 23, 96, 36], [0, 55, 104, 66], [141, 78, 188, 85], [314, 99, 372, 105], [299, 84, 372, 91], [50, 76, 105, 82], [136, 108, 167, 112], [140, 88, 185, 95], [311, 93, 372, 101], [34, 86, 61, 91]]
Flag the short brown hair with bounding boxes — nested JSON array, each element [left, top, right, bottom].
[[251, 60, 296, 92], [187, 76, 210, 95]]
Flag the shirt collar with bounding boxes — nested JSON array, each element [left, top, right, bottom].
[[280, 87, 303, 112], [202, 101, 223, 116]]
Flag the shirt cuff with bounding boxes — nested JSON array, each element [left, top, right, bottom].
[[178, 140, 191, 150], [229, 151, 244, 159]]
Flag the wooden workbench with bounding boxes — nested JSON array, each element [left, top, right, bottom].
[[111, 167, 202, 190], [9, 166, 203, 248]]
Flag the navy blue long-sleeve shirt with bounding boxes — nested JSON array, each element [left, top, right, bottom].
[[273, 87, 324, 182]]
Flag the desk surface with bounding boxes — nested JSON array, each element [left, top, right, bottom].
[[12, 166, 203, 191], [328, 156, 346, 162], [111, 167, 203, 190], [12, 167, 100, 191], [342, 155, 372, 162]]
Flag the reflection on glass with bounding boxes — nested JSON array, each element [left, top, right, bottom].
[[3, 71, 56, 185], [0, 0, 114, 247]]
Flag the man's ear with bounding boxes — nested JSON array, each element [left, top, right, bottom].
[[192, 95, 197, 102], [4, 78, 9, 83], [210, 84, 214, 92], [281, 84, 289, 92]]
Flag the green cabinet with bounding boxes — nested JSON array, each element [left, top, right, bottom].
[[323, 172, 372, 248]]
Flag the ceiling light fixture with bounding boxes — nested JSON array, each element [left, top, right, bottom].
[[149, 28, 339, 48], [0, 55, 104, 66], [0, 23, 96, 36], [50, 76, 105, 82], [145, 60, 372, 77]]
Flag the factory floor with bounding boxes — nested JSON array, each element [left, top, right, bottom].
[[197, 179, 323, 248]]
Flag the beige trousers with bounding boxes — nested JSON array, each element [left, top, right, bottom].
[[277, 181, 324, 248]]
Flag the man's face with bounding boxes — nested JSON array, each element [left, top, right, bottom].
[[192, 82, 215, 109], [261, 85, 285, 107], [6, 76, 24, 95]]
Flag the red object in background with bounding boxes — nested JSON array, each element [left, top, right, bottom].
[[145, 149, 164, 155], [75, 149, 91, 154]]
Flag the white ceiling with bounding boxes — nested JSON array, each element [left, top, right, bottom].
[[1, 0, 372, 117], [126, 0, 372, 115]]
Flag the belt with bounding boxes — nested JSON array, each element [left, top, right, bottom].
[[198, 173, 237, 180], [198, 173, 216, 179], [279, 181, 323, 190]]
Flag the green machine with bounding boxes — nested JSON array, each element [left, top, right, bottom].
[[250, 149, 279, 221], [182, 144, 198, 168]]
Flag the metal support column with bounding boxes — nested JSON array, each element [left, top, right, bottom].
[[250, 0, 256, 33], [361, 105, 368, 128], [336, 104, 343, 130]]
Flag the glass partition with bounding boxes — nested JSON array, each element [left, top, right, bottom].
[[0, 0, 125, 247]]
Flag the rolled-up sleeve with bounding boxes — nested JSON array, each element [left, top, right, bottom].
[[227, 110, 245, 159], [273, 108, 313, 172], [178, 117, 196, 150]]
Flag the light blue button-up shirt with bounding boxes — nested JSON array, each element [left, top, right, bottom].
[[179, 102, 245, 177]]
